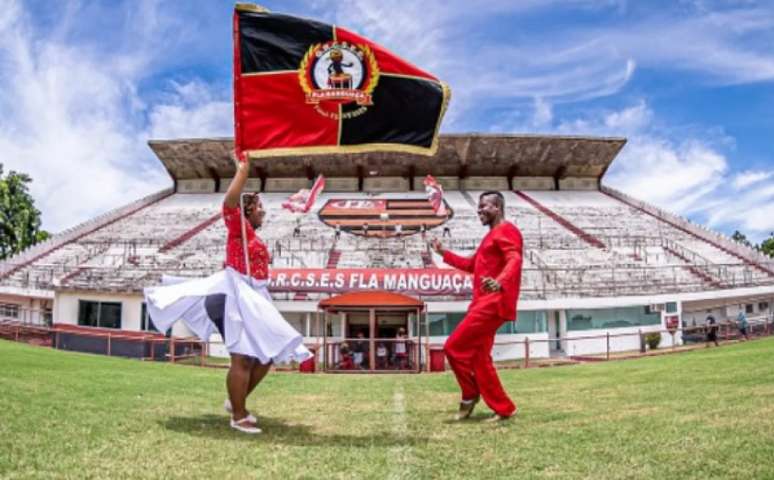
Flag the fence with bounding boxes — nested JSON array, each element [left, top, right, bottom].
[[423, 315, 774, 370], [2, 316, 772, 372]]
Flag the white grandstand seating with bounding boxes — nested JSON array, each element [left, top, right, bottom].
[[1, 185, 771, 299]]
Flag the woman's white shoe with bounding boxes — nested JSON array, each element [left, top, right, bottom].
[[224, 399, 258, 423], [230, 416, 262, 434]]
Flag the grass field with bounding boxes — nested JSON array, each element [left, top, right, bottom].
[[1, 338, 773, 479]]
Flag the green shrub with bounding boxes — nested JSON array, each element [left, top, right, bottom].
[[645, 332, 661, 350]]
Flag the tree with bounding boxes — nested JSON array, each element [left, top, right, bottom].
[[0, 165, 50, 260], [761, 233, 774, 258], [731, 230, 753, 248]]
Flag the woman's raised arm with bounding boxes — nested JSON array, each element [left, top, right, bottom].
[[224, 156, 251, 208]]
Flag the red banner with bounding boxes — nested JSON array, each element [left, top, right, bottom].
[[268, 268, 472, 296]]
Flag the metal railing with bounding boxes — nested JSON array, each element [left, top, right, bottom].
[[2, 314, 772, 372]]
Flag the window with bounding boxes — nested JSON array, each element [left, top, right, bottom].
[[745, 304, 754, 314], [140, 303, 158, 333], [427, 311, 547, 336], [512, 311, 548, 334], [759, 302, 769, 312], [78, 300, 121, 329], [665, 302, 678, 314], [0, 303, 20, 319], [566, 306, 660, 331], [427, 313, 464, 336]]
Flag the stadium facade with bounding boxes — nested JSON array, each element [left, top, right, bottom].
[[1, 134, 772, 369]]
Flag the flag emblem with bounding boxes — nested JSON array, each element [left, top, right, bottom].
[[299, 42, 379, 119], [318, 197, 452, 237]]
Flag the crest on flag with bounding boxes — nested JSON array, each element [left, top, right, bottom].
[[299, 42, 379, 119], [282, 175, 326, 213], [423, 175, 447, 217]]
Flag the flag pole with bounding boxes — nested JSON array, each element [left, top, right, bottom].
[[239, 191, 252, 280]]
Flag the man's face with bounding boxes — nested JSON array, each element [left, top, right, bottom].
[[477, 195, 500, 226]]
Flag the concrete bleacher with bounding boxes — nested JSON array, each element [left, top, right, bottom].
[[1, 185, 772, 299]]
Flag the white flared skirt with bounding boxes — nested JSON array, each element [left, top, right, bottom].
[[143, 268, 311, 364]]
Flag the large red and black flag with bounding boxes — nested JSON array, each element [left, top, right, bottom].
[[233, 4, 450, 159]]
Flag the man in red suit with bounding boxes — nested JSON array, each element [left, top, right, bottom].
[[431, 191, 523, 422]]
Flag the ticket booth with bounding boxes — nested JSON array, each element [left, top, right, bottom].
[[318, 291, 424, 373]]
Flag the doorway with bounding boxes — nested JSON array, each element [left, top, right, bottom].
[[318, 291, 423, 373], [548, 311, 564, 356]]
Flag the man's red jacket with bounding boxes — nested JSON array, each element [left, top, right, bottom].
[[442, 221, 523, 321]]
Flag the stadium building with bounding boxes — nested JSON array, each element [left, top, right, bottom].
[[1, 134, 773, 370]]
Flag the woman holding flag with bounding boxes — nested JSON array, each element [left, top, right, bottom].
[[144, 156, 311, 435]]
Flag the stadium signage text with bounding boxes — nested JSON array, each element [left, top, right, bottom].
[[269, 268, 473, 296]]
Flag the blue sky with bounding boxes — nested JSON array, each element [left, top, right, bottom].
[[0, 0, 772, 241]]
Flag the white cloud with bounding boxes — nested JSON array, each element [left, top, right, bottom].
[[606, 138, 728, 214], [585, 6, 774, 84], [532, 97, 553, 127], [310, 0, 774, 133], [564, 100, 774, 242], [603, 100, 652, 132], [732, 170, 773, 189], [0, 1, 230, 233], [701, 181, 774, 239], [311, 0, 637, 130], [0, 31, 169, 232], [147, 80, 232, 140]]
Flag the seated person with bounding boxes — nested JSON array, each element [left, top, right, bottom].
[[338, 342, 354, 370], [351, 330, 369, 369], [376, 343, 389, 369], [394, 327, 408, 369]]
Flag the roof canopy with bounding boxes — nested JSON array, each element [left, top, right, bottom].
[[149, 134, 625, 181], [319, 291, 424, 310]]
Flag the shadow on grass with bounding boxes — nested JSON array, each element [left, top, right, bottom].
[[440, 412, 519, 426], [162, 414, 429, 447]]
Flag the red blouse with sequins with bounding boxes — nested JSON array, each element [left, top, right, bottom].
[[223, 204, 269, 279]]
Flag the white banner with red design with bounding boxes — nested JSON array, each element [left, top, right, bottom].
[[281, 174, 326, 213], [423, 174, 447, 216], [268, 268, 472, 296]]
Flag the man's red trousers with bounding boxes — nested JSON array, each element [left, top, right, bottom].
[[444, 294, 516, 417]]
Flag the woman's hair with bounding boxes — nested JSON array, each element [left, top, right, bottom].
[[242, 192, 260, 217]]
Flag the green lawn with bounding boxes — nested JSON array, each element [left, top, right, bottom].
[[1, 338, 773, 479]]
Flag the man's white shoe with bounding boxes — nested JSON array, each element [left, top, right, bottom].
[[230, 416, 262, 434]]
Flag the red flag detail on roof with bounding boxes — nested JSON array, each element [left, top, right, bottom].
[[423, 175, 447, 217], [282, 175, 326, 214]]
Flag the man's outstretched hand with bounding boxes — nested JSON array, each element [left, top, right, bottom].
[[429, 238, 444, 256], [482, 276, 502, 293]]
